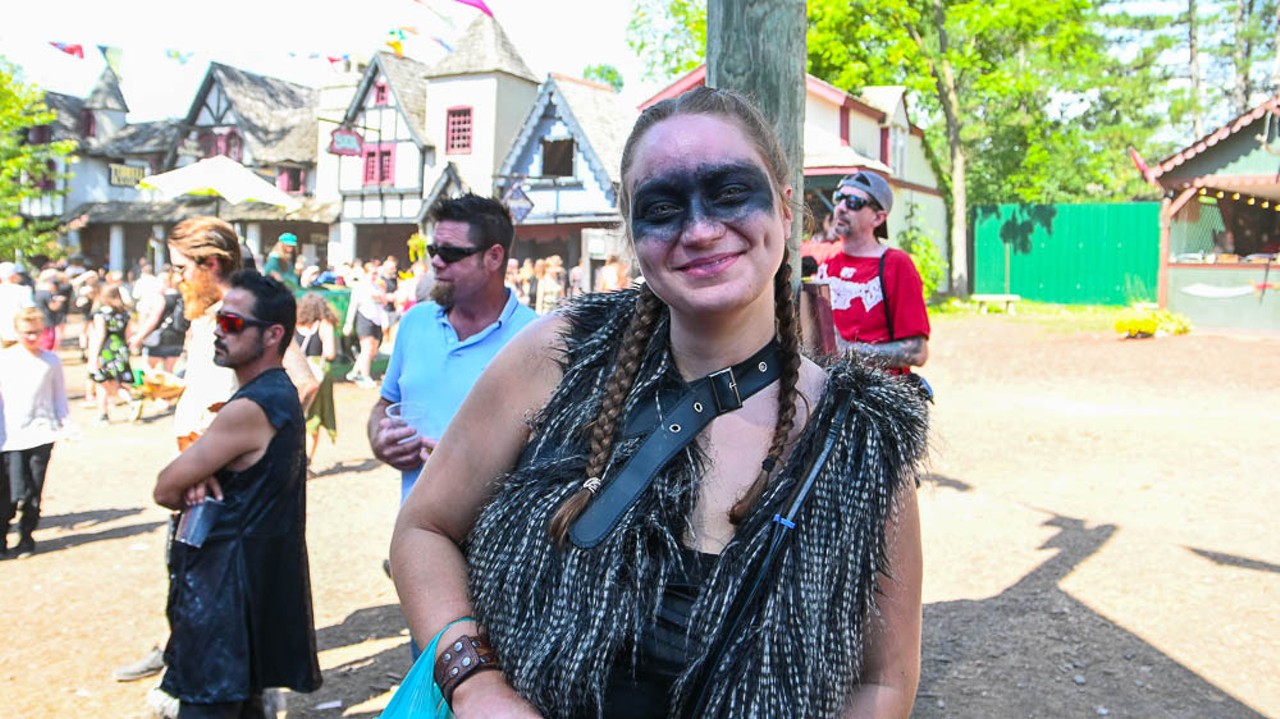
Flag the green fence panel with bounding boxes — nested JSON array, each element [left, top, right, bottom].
[[973, 203, 1161, 305]]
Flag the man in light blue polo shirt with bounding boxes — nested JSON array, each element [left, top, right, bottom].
[[367, 194, 537, 503]]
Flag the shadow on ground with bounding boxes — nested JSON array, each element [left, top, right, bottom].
[[915, 513, 1264, 718], [33, 520, 167, 556], [37, 507, 144, 530], [290, 604, 412, 718]]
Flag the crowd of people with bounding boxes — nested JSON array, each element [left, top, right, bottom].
[[3, 88, 937, 719]]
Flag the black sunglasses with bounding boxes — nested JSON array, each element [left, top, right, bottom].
[[832, 191, 882, 212], [215, 311, 274, 334], [427, 243, 486, 264]]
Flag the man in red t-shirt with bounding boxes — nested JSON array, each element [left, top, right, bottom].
[[815, 171, 930, 374]]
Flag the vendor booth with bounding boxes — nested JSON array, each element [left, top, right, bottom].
[[1142, 98, 1280, 330]]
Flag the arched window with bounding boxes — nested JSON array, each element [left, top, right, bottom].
[[199, 131, 219, 158]]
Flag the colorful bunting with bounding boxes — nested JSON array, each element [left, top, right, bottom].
[[165, 49, 194, 64], [453, 0, 494, 17], [50, 42, 85, 58], [98, 45, 123, 76]]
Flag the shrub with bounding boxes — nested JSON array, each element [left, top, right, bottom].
[[1114, 307, 1192, 338]]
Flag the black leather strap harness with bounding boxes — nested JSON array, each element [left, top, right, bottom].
[[569, 341, 783, 549]]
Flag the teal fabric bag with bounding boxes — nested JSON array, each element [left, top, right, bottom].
[[378, 617, 472, 719]]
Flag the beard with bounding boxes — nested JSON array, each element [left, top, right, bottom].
[[213, 332, 266, 369], [429, 281, 454, 309], [181, 268, 224, 320]]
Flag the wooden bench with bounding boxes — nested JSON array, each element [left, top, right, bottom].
[[970, 293, 1022, 314]]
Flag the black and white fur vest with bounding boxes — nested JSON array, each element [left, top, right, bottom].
[[466, 289, 929, 718]]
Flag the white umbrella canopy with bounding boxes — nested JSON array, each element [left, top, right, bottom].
[[138, 155, 303, 212]]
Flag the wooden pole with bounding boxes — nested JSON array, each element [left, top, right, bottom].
[[707, 0, 807, 285]]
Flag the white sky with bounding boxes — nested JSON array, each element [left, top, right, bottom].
[[2, 0, 666, 120]]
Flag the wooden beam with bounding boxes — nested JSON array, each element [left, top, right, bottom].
[[707, 0, 807, 284]]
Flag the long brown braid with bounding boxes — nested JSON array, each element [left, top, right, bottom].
[[728, 255, 803, 524], [547, 284, 665, 544]]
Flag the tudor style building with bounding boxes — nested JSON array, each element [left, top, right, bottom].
[[495, 74, 637, 283], [327, 14, 540, 265]]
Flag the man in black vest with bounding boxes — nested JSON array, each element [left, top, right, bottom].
[[153, 272, 321, 719]]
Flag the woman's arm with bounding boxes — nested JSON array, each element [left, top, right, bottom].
[[391, 313, 566, 717], [129, 299, 165, 352], [844, 488, 923, 719], [86, 314, 106, 369], [319, 319, 337, 362]]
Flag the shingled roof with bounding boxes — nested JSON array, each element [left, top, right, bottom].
[[426, 14, 538, 83], [85, 65, 129, 112], [41, 92, 86, 144], [346, 52, 432, 148], [96, 120, 184, 157], [497, 74, 636, 205], [197, 63, 319, 165]]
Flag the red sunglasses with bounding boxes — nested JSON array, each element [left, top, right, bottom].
[[215, 311, 274, 334]]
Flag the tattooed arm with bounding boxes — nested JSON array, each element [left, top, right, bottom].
[[837, 335, 929, 369]]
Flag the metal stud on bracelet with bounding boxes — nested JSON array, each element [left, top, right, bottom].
[[434, 633, 501, 706]]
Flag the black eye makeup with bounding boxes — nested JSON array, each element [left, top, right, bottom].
[[630, 162, 775, 243]]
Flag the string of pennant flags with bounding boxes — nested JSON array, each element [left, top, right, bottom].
[[46, 0, 490, 65]]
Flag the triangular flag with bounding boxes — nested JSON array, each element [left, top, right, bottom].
[[432, 36, 454, 52], [386, 39, 404, 58], [165, 49, 194, 64], [98, 45, 123, 75], [50, 42, 85, 59], [453, 0, 494, 17]]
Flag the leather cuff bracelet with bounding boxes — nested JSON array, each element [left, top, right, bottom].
[[434, 633, 501, 706]]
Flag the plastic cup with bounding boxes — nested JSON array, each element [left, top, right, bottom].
[[385, 401, 429, 445]]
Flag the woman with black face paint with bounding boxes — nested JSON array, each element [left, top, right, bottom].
[[389, 87, 927, 719]]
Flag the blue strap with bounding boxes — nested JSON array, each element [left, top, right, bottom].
[[771, 514, 796, 529]]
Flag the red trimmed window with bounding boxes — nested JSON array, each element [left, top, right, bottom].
[[199, 131, 219, 158], [28, 125, 51, 144], [224, 130, 243, 162], [446, 107, 472, 154], [36, 160, 57, 191], [277, 167, 306, 193], [373, 81, 389, 106], [81, 109, 96, 138], [362, 144, 394, 185]]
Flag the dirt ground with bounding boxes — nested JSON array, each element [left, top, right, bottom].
[[2, 313, 1277, 718]]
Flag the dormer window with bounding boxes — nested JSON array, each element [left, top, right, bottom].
[[373, 81, 389, 106], [81, 109, 96, 138], [446, 107, 472, 154], [28, 125, 51, 145], [199, 131, 219, 158], [541, 139, 574, 178], [224, 130, 243, 162], [277, 167, 306, 194]]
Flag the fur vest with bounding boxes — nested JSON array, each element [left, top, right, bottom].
[[466, 289, 929, 718]]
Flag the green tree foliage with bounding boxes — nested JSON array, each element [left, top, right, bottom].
[[896, 202, 945, 301], [627, 0, 708, 80], [0, 59, 75, 259], [582, 63, 625, 92]]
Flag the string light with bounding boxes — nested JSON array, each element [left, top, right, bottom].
[[1217, 191, 1225, 198], [1248, 197, 1256, 205], [1232, 193, 1241, 200], [1263, 201, 1270, 208]]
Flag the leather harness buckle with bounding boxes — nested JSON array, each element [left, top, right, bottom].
[[708, 367, 742, 413]]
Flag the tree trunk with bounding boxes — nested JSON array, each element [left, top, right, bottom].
[[707, 0, 807, 284], [1190, 0, 1204, 136], [920, 0, 970, 297]]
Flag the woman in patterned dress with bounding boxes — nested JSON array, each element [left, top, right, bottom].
[[87, 285, 137, 424]]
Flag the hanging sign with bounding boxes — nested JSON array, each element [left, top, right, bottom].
[[109, 163, 146, 187], [329, 127, 365, 156], [504, 183, 534, 224]]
